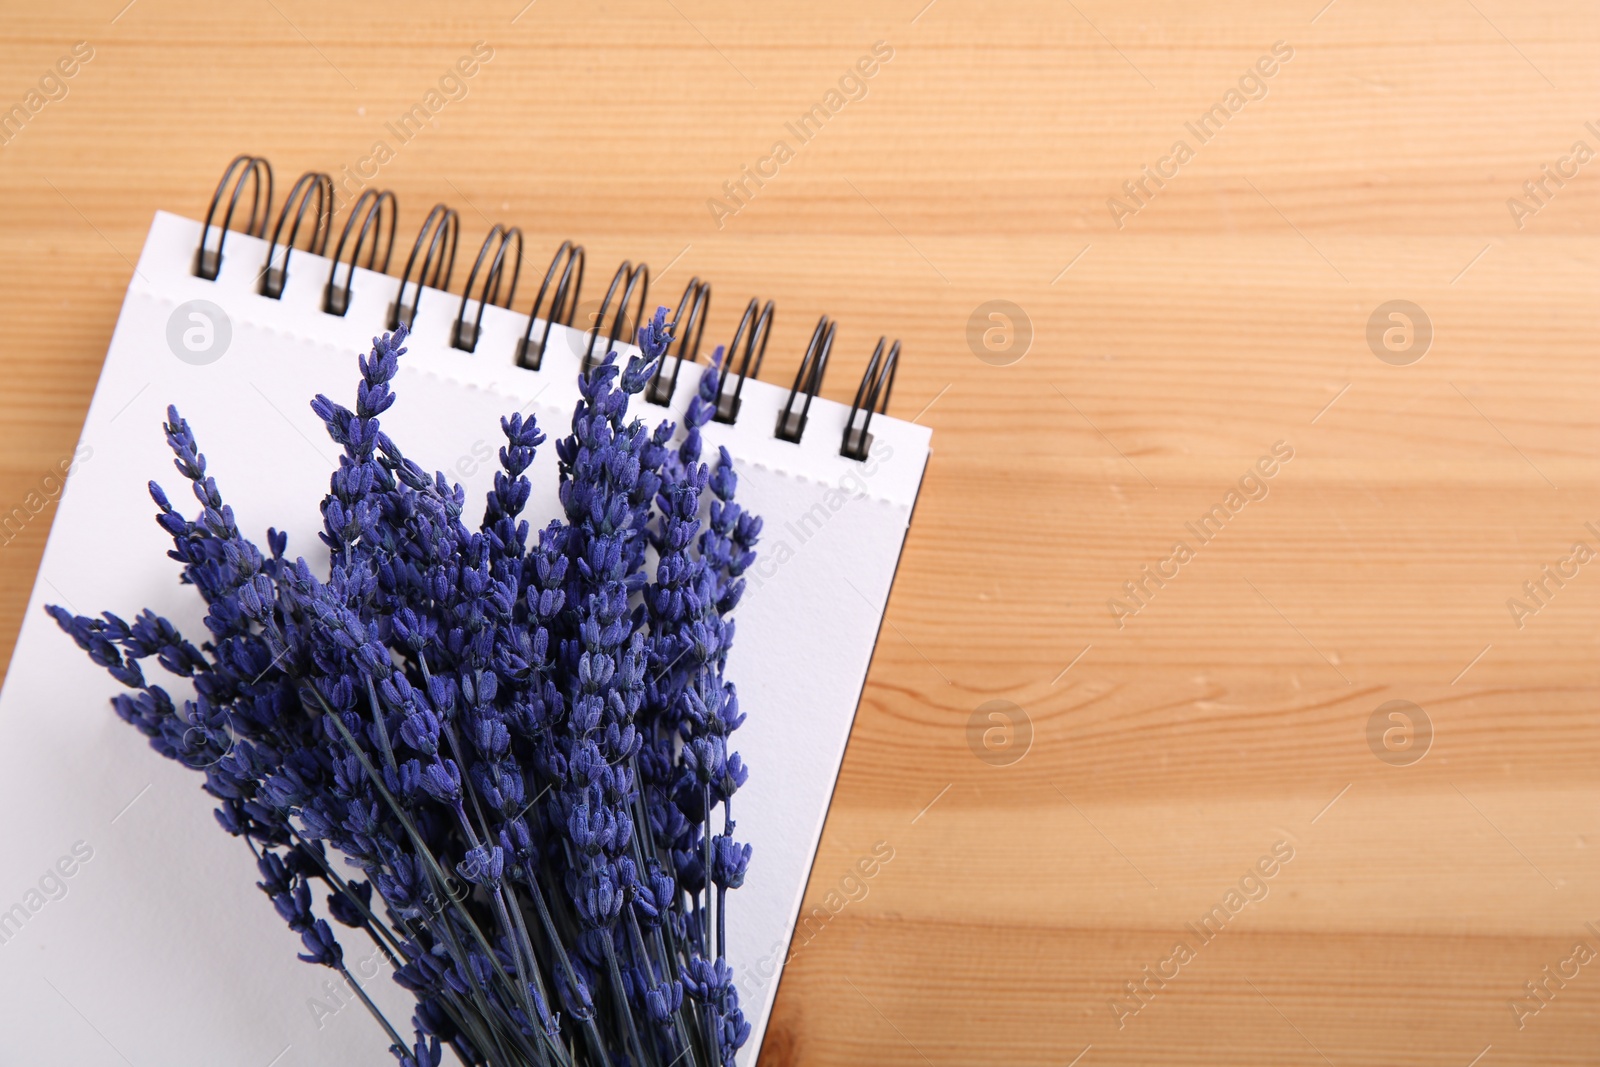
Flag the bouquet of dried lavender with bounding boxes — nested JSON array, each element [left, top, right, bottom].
[[48, 307, 758, 1067]]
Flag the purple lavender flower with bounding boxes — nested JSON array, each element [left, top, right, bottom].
[[48, 312, 757, 1067]]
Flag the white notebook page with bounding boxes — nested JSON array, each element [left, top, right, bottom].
[[0, 211, 929, 1066]]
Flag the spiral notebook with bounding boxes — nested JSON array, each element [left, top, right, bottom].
[[0, 158, 930, 1066]]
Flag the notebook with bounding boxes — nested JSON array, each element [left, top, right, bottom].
[[0, 158, 930, 1066]]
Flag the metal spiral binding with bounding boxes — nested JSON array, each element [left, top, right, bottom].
[[323, 188, 397, 317], [195, 158, 909, 462], [195, 154, 272, 281], [841, 336, 900, 460], [390, 203, 459, 329], [583, 260, 650, 375], [775, 314, 835, 443], [259, 171, 332, 299], [646, 277, 710, 406], [713, 298, 773, 424], [517, 241, 584, 371], [452, 224, 523, 352]]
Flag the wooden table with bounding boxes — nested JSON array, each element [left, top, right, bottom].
[[2, 2, 1596, 1063]]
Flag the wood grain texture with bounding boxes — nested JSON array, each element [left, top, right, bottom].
[[1, 0, 1597, 1063]]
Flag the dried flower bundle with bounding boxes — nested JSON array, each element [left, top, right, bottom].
[[49, 308, 758, 1067]]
